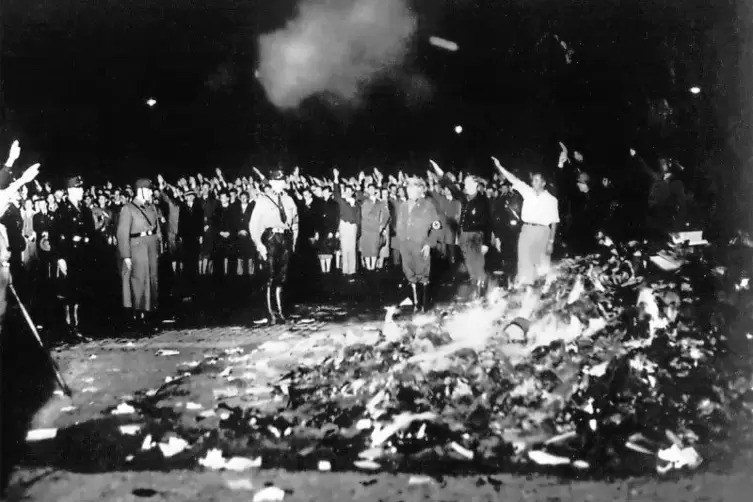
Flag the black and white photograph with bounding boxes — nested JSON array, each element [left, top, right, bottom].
[[1, 0, 753, 500]]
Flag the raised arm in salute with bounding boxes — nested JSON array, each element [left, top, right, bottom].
[[492, 157, 559, 286]]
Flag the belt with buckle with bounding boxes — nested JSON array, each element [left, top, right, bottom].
[[269, 228, 289, 234], [523, 222, 548, 227], [130, 230, 155, 238], [69, 235, 90, 243]]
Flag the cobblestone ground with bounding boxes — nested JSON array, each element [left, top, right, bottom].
[[7, 270, 753, 501]]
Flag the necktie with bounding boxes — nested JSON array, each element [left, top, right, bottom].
[[277, 194, 287, 224]]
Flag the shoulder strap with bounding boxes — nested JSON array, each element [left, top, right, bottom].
[[132, 203, 155, 230], [264, 193, 289, 226]]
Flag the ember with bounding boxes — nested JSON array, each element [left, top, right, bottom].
[[62, 238, 753, 478]]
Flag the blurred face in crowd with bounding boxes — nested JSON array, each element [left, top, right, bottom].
[[443, 187, 453, 200], [303, 189, 313, 205], [485, 187, 495, 199], [240, 192, 249, 205], [186, 193, 196, 206], [602, 177, 611, 188], [365, 183, 376, 198], [46, 194, 55, 207], [463, 176, 479, 197], [84, 194, 93, 206], [201, 183, 210, 197], [37, 199, 48, 213], [406, 183, 423, 201], [137, 187, 153, 202], [220, 193, 229, 207], [98, 195, 107, 208], [269, 179, 286, 193], [500, 185, 510, 196], [321, 186, 332, 200], [380, 188, 388, 200], [342, 185, 354, 199], [230, 190, 237, 203], [577, 173, 590, 193], [398, 187, 407, 200], [658, 157, 670, 173], [68, 187, 84, 204], [531, 173, 546, 194], [49, 201, 58, 212], [54, 190, 64, 202]]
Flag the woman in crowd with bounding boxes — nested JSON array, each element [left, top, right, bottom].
[[332, 168, 361, 279], [359, 181, 390, 271], [315, 184, 340, 274]]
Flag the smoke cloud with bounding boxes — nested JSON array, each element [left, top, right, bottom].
[[256, 0, 418, 109]]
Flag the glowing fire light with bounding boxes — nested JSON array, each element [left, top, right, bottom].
[[689, 87, 701, 95], [455, 125, 463, 134], [146, 98, 157, 107]]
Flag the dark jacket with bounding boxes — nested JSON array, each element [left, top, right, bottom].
[[459, 193, 492, 244], [318, 197, 340, 236], [491, 193, 521, 238], [231, 202, 254, 235], [0, 204, 25, 257], [53, 200, 95, 262], [333, 185, 360, 225], [212, 204, 235, 237], [439, 176, 492, 244], [178, 202, 204, 244], [297, 199, 319, 240]]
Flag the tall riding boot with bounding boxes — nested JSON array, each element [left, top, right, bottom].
[[420, 282, 430, 312], [266, 286, 278, 325], [476, 279, 487, 302], [411, 283, 419, 312], [275, 286, 287, 323]]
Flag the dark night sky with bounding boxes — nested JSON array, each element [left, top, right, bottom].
[[0, 0, 748, 184]]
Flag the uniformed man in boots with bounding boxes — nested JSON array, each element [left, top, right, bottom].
[[249, 169, 298, 324], [116, 178, 161, 334], [54, 176, 95, 338], [429, 161, 491, 300], [395, 177, 441, 312]]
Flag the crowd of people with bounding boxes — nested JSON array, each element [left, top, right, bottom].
[[0, 137, 707, 493], [0, 139, 699, 341]]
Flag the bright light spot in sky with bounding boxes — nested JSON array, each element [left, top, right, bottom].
[[689, 87, 701, 95], [455, 125, 463, 134], [146, 98, 157, 107]]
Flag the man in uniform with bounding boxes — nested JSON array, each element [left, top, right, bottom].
[[456, 175, 492, 299], [395, 177, 441, 312], [491, 182, 521, 286], [54, 175, 95, 337], [430, 161, 491, 299], [116, 178, 161, 333], [492, 157, 560, 287], [249, 169, 298, 324]]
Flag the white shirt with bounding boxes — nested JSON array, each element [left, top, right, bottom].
[[249, 191, 299, 249], [509, 178, 560, 226]]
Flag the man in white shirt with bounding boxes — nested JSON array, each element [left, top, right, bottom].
[[492, 157, 559, 286], [249, 169, 299, 324]]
